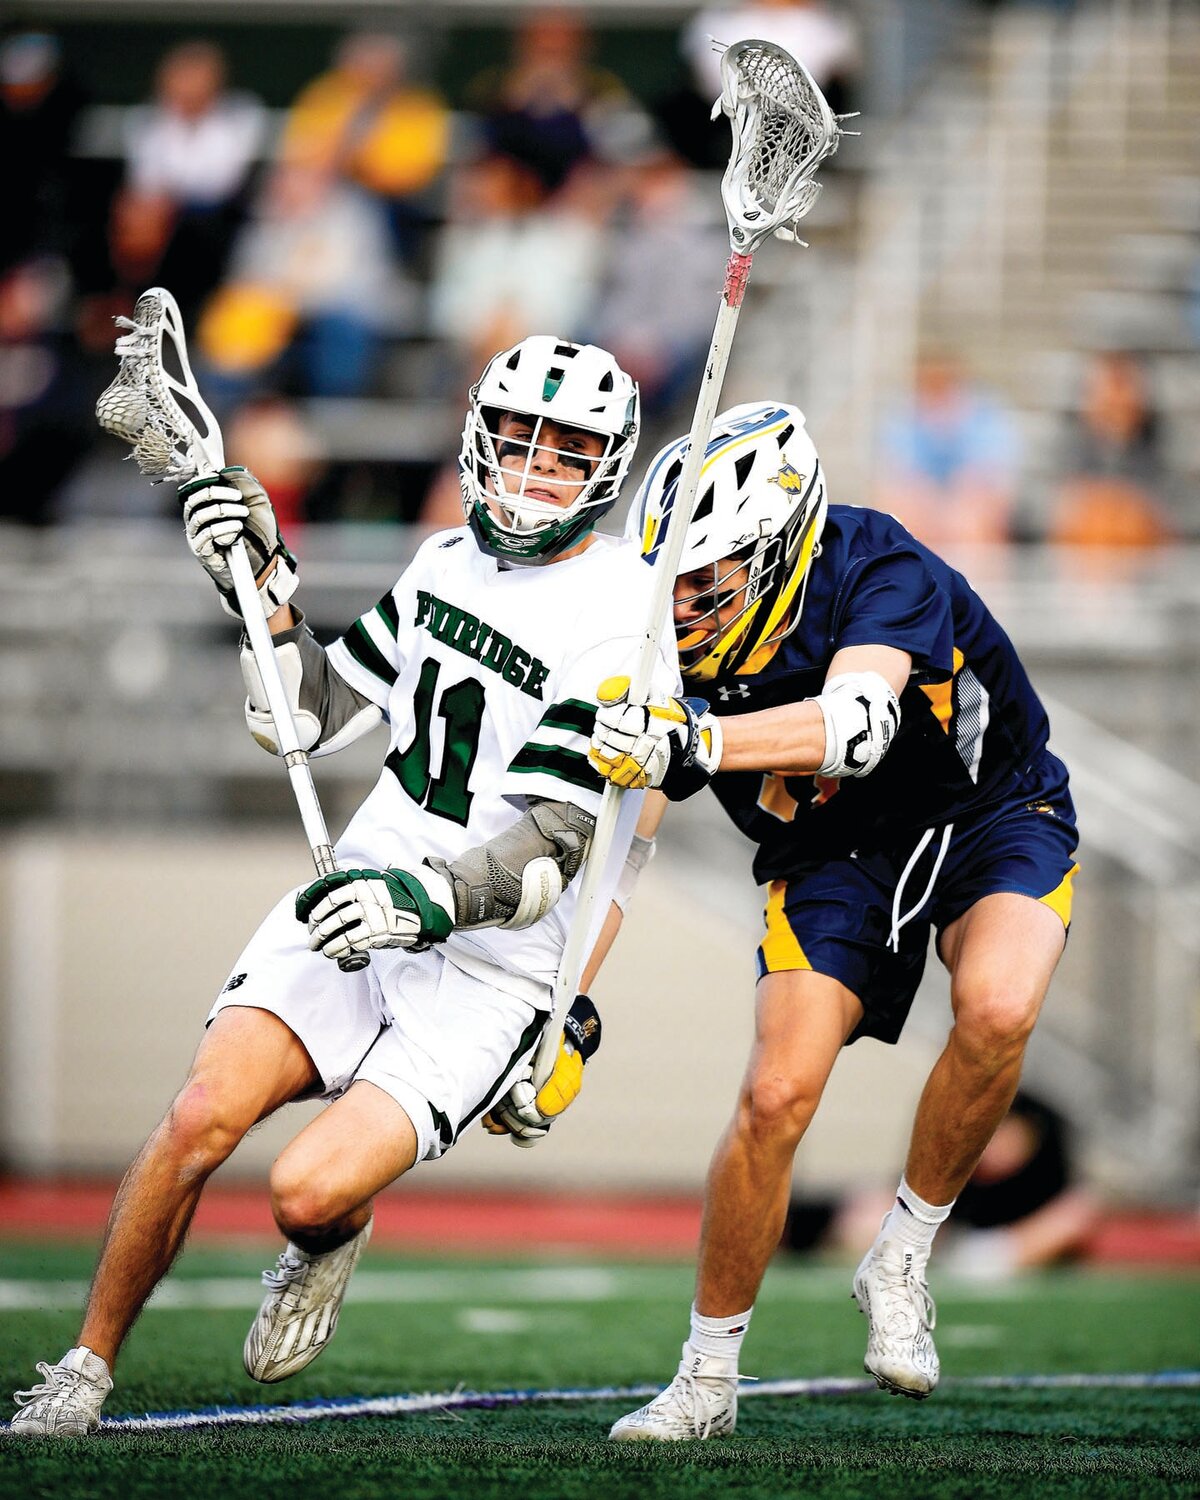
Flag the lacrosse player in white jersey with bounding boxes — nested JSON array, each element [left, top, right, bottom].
[[11, 335, 676, 1437]]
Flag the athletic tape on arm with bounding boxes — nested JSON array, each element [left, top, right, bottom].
[[613, 832, 656, 914], [426, 800, 596, 932], [241, 609, 381, 757]]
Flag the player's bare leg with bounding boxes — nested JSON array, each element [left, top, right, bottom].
[[79, 1005, 320, 1366], [696, 969, 863, 1316], [906, 892, 1067, 1204], [611, 970, 861, 1441], [855, 892, 1067, 1400], [243, 1079, 419, 1382], [11, 1006, 317, 1434]]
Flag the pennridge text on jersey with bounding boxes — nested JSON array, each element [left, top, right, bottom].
[[414, 590, 551, 700]]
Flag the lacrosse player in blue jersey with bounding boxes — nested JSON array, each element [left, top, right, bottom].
[[589, 401, 1079, 1439], [11, 336, 677, 1437]]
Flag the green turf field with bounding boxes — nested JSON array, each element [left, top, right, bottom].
[[1, 1239, 1197, 1499]]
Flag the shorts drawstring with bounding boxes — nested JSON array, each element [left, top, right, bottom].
[[888, 824, 953, 952]]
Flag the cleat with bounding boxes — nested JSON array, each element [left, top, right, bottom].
[[853, 1239, 939, 1399], [609, 1343, 739, 1441], [243, 1217, 371, 1383], [11, 1347, 113, 1436]]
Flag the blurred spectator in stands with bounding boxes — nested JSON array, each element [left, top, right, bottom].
[[1049, 351, 1174, 552], [876, 353, 1020, 550], [465, 9, 639, 197], [196, 158, 393, 404], [944, 1091, 1099, 1277], [782, 1092, 1099, 1276], [114, 40, 266, 321], [224, 395, 326, 541], [683, 0, 860, 117], [0, 31, 87, 275], [428, 152, 607, 380], [0, 259, 91, 526], [281, 32, 450, 268], [587, 150, 724, 418]]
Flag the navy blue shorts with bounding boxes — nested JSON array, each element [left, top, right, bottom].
[[755, 754, 1079, 1045]]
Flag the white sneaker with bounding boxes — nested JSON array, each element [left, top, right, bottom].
[[609, 1343, 739, 1441], [11, 1346, 113, 1436], [243, 1217, 372, 1383], [853, 1238, 939, 1398]]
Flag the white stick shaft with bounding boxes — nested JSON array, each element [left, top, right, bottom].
[[226, 542, 338, 876], [530, 252, 753, 1088]]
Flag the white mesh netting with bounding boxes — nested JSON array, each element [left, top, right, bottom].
[[720, 39, 842, 250], [94, 291, 199, 481]]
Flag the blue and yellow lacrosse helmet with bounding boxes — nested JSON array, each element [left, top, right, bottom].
[[628, 401, 827, 682]]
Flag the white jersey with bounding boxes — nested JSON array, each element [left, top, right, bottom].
[[325, 526, 680, 993]]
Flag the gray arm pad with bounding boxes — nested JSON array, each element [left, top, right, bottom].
[[240, 608, 382, 757], [425, 799, 596, 931]]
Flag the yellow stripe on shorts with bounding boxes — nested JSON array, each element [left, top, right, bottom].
[[1039, 861, 1079, 929], [761, 879, 812, 972]]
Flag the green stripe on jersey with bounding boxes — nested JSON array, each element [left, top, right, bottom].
[[341, 619, 398, 687], [508, 743, 604, 795], [538, 699, 596, 736], [374, 590, 401, 637]]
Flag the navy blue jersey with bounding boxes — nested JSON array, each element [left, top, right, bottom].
[[707, 506, 1055, 879]]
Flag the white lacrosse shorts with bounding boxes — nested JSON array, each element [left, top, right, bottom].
[[207, 889, 547, 1163]]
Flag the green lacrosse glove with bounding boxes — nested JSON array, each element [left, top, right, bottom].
[[297, 865, 455, 963]]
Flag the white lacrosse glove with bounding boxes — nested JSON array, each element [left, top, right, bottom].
[[296, 865, 455, 962], [589, 675, 723, 801], [483, 995, 601, 1148], [178, 465, 299, 619]]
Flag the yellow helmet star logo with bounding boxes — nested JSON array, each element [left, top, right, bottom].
[[769, 461, 807, 494]]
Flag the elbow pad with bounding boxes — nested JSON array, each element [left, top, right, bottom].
[[426, 800, 596, 933], [815, 671, 900, 778], [241, 630, 382, 758], [241, 640, 321, 755]]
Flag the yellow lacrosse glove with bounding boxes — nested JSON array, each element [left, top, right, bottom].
[[589, 675, 722, 799], [482, 995, 601, 1148]]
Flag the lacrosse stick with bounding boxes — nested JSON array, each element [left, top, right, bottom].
[[96, 286, 368, 974], [532, 39, 843, 1086]]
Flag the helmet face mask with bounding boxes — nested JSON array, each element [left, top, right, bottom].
[[630, 401, 827, 681], [461, 337, 639, 566], [674, 545, 776, 677]]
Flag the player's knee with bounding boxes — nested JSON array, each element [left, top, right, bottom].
[[741, 1072, 821, 1148], [161, 1080, 250, 1176], [953, 983, 1041, 1067], [268, 1155, 343, 1238]]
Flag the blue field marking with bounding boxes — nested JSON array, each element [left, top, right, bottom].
[[20, 1370, 1181, 1434]]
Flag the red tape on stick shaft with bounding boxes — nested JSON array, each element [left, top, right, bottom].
[[723, 251, 754, 307]]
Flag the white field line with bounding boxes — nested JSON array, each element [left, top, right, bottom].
[[1, 1262, 1176, 1314], [0, 1265, 852, 1312], [21, 1370, 1199, 1435]]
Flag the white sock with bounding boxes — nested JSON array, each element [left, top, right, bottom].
[[878, 1176, 954, 1255], [687, 1303, 753, 1365]]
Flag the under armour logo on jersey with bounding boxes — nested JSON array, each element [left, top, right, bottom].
[[718, 683, 752, 701], [221, 972, 247, 994], [439, 535, 464, 548]]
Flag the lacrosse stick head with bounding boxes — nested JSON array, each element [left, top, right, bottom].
[[716, 38, 843, 253], [95, 286, 224, 482]]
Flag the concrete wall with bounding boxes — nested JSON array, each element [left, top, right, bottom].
[[0, 828, 941, 1193]]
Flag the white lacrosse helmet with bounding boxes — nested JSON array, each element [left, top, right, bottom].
[[628, 401, 827, 681], [460, 336, 640, 565]]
